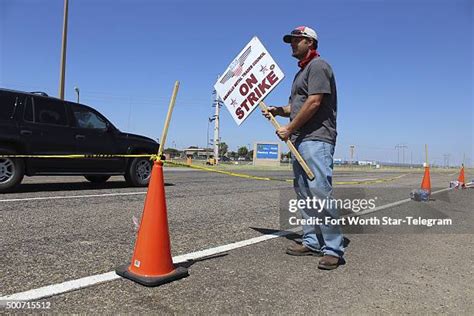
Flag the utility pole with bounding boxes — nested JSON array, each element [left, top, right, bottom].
[[207, 116, 216, 162], [401, 145, 407, 164], [443, 154, 450, 168], [58, 0, 69, 100], [212, 88, 222, 165], [395, 144, 400, 163], [207, 119, 210, 161], [395, 144, 407, 164]]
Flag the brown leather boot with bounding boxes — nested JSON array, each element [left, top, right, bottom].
[[318, 255, 340, 270], [286, 243, 323, 256]]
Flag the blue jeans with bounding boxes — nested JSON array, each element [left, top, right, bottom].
[[293, 140, 344, 258]]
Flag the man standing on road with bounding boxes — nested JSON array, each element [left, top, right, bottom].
[[263, 26, 345, 270]]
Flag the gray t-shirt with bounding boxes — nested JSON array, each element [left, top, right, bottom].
[[289, 57, 337, 145]]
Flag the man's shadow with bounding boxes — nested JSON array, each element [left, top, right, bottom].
[[174, 253, 228, 270], [250, 227, 351, 247]]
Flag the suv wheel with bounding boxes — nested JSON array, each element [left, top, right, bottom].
[[0, 149, 25, 192], [125, 157, 152, 187], [84, 175, 111, 184]]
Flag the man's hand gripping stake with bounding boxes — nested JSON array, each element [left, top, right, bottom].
[[259, 101, 315, 180]]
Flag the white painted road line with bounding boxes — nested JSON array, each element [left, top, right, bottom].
[[0, 187, 452, 301], [0, 191, 146, 203], [0, 229, 297, 301], [0, 272, 120, 302], [347, 187, 452, 217]]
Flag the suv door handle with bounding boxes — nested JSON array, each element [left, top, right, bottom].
[[20, 130, 32, 136], [75, 134, 86, 140]]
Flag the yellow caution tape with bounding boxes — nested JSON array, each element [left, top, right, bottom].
[[164, 160, 408, 185], [0, 153, 407, 185], [164, 160, 286, 182], [334, 174, 407, 185], [0, 154, 155, 159]]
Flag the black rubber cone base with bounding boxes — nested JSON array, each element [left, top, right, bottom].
[[116, 265, 188, 287]]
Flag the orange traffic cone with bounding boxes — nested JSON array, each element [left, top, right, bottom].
[[421, 166, 431, 193], [457, 165, 466, 188], [116, 161, 188, 286]]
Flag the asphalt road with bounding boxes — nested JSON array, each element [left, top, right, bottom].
[[0, 168, 472, 314]]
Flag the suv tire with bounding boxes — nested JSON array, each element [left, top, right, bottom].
[[84, 175, 110, 184], [125, 157, 152, 187], [0, 149, 25, 192]]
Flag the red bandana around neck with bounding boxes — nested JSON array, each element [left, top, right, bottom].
[[298, 49, 320, 69]]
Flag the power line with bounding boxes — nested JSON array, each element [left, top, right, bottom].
[[395, 144, 408, 164]]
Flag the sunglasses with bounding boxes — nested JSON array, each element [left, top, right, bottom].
[[291, 29, 309, 36]]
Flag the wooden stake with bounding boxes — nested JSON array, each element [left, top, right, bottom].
[[425, 144, 429, 167], [158, 81, 180, 158], [259, 102, 315, 180]]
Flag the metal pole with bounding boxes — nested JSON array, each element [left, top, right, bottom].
[[395, 144, 400, 164], [213, 91, 220, 165], [74, 86, 80, 103], [206, 119, 210, 162], [400, 144, 407, 165], [58, 0, 69, 100]]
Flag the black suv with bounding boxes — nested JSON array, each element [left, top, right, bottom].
[[0, 88, 160, 192]]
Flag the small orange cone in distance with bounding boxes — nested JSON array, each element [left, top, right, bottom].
[[457, 164, 466, 188], [116, 160, 188, 286], [421, 165, 431, 193]]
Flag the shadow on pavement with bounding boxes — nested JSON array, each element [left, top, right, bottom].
[[250, 227, 351, 247], [175, 253, 228, 269], [4, 181, 174, 194]]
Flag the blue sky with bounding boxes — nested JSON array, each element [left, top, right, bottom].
[[1, 0, 472, 166]]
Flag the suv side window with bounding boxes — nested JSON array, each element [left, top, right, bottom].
[[33, 97, 68, 126], [0, 91, 21, 120], [71, 104, 107, 130]]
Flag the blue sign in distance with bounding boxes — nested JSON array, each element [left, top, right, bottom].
[[256, 144, 278, 159]]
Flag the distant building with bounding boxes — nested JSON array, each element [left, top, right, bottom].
[[163, 148, 182, 159], [357, 160, 375, 166], [184, 147, 214, 159]]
